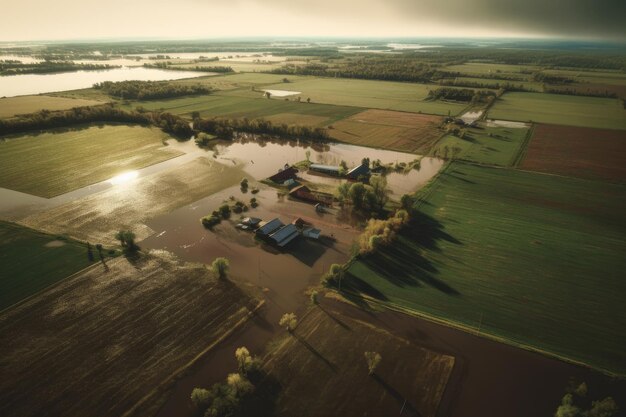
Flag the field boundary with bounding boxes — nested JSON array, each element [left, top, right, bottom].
[[332, 288, 624, 378], [512, 123, 535, 167], [122, 299, 266, 417]]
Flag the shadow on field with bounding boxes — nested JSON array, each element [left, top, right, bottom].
[[372, 374, 421, 417], [348, 212, 461, 296], [293, 332, 338, 372]]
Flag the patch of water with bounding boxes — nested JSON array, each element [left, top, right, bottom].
[[483, 119, 530, 128], [0, 67, 207, 98], [262, 89, 301, 97], [460, 110, 483, 124]]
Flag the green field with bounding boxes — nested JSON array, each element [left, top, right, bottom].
[[237, 77, 469, 115], [122, 94, 361, 126], [0, 221, 95, 310], [346, 162, 626, 375], [431, 123, 530, 166], [488, 92, 626, 130], [0, 124, 182, 197], [0, 95, 103, 119]]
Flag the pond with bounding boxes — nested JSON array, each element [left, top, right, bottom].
[[261, 89, 301, 97], [0, 67, 207, 97]]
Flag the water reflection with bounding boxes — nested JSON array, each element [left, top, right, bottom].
[[108, 171, 139, 185]]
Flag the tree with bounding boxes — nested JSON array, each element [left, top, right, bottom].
[[305, 150, 311, 161], [587, 398, 618, 417], [310, 290, 318, 305], [190, 388, 212, 409], [115, 230, 138, 252], [348, 183, 367, 209], [279, 313, 298, 332], [400, 194, 415, 212], [240, 178, 249, 189], [264, 91, 272, 99], [364, 351, 382, 375], [361, 157, 370, 168], [234, 347, 260, 375], [226, 373, 254, 396], [337, 182, 351, 203], [211, 257, 230, 280], [306, 97, 311, 103], [368, 175, 389, 212]]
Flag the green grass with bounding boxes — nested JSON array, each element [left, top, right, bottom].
[[488, 92, 626, 130], [346, 162, 626, 375], [0, 221, 96, 310], [0, 95, 103, 119], [431, 123, 530, 166], [0, 124, 182, 197], [232, 77, 469, 116], [121, 94, 361, 126]]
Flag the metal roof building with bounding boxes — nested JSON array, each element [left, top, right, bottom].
[[269, 224, 300, 247], [256, 218, 285, 236]]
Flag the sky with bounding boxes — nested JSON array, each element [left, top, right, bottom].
[[1, 0, 624, 42]]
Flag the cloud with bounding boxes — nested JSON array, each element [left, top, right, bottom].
[[1, 0, 624, 41]]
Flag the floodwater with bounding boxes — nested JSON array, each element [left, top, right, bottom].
[[484, 119, 530, 129], [0, 67, 207, 97], [0, 54, 44, 64], [459, 110, 483, 124], [262, 89, 301, 97], [128, 52, 281, 61]]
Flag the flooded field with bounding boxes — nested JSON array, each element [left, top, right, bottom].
[[459, 110, 483, 124], [0, 67, 206, 97], [262, 89, 301, 97]]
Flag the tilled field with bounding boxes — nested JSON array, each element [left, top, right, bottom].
[[0, 254, 258, 417], [521, 123, 626, 181]]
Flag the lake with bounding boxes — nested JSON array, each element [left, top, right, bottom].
[[0, 67, 207, 97]]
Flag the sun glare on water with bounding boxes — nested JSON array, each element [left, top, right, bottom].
[[108, 171, 139, 185]]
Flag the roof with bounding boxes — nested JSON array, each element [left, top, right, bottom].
[[256, 218, 284, 235], [310, 164, 341, 172], [269, 224, 300, 247], [347, 164, 370, 178], [302, 227, 321, 239], [268, 166, 298, 182], [242, 217, 261, 226], [289, 184, 311, 195]]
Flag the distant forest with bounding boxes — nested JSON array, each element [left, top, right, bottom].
[[93, 80, 212, 100]]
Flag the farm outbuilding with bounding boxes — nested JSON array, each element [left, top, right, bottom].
[[269, 224, 300, 248], [256, 218, 285, 236], [309, 164, 341, 176], [269, 165, 298, 183], [346, 163, 370, 179]]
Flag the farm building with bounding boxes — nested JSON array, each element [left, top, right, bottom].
[[242, 217, 261, 227], [269, 165, 298, 183], [269, 224, 300, 248], [256, 218, 285, 237], [302, 227, 321, 239], [289, 185, 312, 199], [283, 178, 299, 189], [309, 164, 341, 176], [346, 163, 370, 179]]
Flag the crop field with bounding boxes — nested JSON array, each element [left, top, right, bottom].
[[0, 255, 258, 417], [264, 307, 454, 417], [0, 221, 95, 311], [546, 83, 626, 99], [21, 157, 245, 245], [121, 94, 361, 126], [0, 124, 183, 198], [431, 123, 530, 166], [252, 77, 468, 115], [0, 95, 103, 119], [520, 124, 626, 181], [488, 92, 626, 130], [346, 162, 626, 375], [328, 109, 443, 153]]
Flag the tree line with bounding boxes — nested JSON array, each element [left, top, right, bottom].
[[427, 88, 496, 103], [143, 62, 234, 73], [194, 117, 329, 142], [0, 104, 192, 138], [0, 61, 119, 76], [93, 80, 212, 100]]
